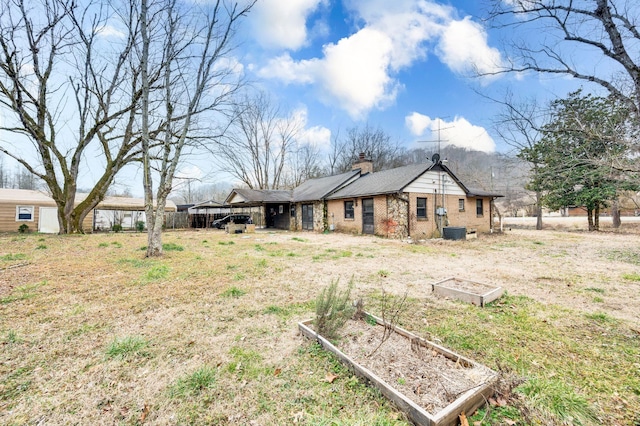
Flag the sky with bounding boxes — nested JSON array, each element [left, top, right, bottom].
[[229, 0, 582, 159], [0, 0, 594, 196]]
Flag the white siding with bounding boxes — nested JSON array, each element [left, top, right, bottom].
[[404, 171, 466, 196]]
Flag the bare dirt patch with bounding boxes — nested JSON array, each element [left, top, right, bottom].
[[331, 318, 495, 414]]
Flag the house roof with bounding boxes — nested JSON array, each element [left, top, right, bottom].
[[76, 193, 178, 211], [292, 170, 360, 202], [226, 188, 292, 205], [465, 187, 504, 198], [327, 163, 433, 199], [190, 199, 226, 209], [0, 188, 57, 204]]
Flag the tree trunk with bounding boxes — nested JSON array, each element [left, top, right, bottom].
[[612, 200, 621, 228], [594, 205, 600, 231], [146, 208, 164, 257], [587, 208, 595, 231], [535, 190, 543, 230]]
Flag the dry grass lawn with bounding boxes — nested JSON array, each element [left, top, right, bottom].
[[1, 226, 639, 425]]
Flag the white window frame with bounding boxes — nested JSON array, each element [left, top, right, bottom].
[[16, 205, 35, 221]]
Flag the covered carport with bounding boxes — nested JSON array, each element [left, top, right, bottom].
[[225, 188, 292, 230]]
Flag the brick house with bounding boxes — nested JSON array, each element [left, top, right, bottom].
[[325, 161, 501, 239], [224, 157, 502, 238]]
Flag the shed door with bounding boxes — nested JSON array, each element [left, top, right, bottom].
[[39, 207, 60, 234], [362, 198, 374, 234], [302, 204, 313, 231]]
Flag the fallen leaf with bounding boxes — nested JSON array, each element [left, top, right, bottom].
[[496, 397, 508, 407], [274, 368, 282, 376], [489, 397, 498, 406], [505, 420, 516, 425], [459, 412, 469, 426], [325, 372, 339, 383], [140, 404, 149, 423]]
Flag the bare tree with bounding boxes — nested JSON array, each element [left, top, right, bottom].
[[0, 0, 147, 233], [491, 93, 550, 229], [139, 0, 254, 257], [284, 143, 325, 188], [332, 124, 406, 173], [487, 0, 640, 163], [216, 93, 302, 189]]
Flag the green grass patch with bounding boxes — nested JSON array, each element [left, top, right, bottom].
[[584, 287, 605, 294], [111, 241, 122, 248], [5, 329, 20, 344], [254, 244, 265, 251], [170, 366, 217, 398], [517, 377, 598, 425], [117, 258, 148, 268], [622, 272, 640, 281], [0, 281, 46, 305], [144, 264, 170, 282], [256, 258, 268, 268], [163, 242, 184, 251], [218, 241, 235, 246], [291, 237, 307, 242], [226, 347, 266, 379], [605, 249, 640, 265], [377, 269, 390, 278], [0, 366, 32, 402], [585, 312, 618, 324], [98, 242, 109, 248], [222, 286, 246, 298], [0, 253, 27, 261], [105, 336, 150, 359], [35, 244, 47, 250]]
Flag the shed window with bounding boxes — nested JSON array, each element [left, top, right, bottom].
[[344, 200, 354, 219], [458, 199, 465, 212], [476, 199, 483, 216], [416, 197, 427, 219], [16, 205, 34, 221]]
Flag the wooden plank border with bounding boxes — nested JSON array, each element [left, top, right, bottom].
[[298, 313, 498, 426]]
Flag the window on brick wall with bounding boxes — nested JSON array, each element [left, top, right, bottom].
[[476, 199, 483, 216], [344, 200, 354, 219], [416, 197, 427, 219], [458, 199, 465, 212]]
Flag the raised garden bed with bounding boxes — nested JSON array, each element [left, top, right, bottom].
[[431, 277, 503, 307], [299, 313, 498, 426]]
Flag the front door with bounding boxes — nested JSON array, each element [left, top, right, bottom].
[[362, 198, 374, 234], [302, 204, 314, 230]]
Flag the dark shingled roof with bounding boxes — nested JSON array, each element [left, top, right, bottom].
[[327, 163, 433, 199], [229, 188, 292, 203], [292, 170, 360, 202], [465, 187, 504, 198]]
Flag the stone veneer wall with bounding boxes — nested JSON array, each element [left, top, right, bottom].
[[291, 201, 326, 232]]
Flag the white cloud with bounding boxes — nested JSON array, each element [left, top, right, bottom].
[[404, 112, 496, 153], [405, 111, 431, 136], [258, 1, 504, 118], [175, 165, 204, 181], [291, 107, 332, 151], [437, 17, 504, 76], [248, 0, 326, 50], [95, 25, 125, 38]]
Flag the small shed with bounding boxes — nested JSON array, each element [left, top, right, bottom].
[[0, 188, 60, 233], [0, 188, 177, 233]]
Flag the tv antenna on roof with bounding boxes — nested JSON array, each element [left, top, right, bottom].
[[417, 118, 452, 161]]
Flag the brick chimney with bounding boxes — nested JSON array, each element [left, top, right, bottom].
[[351, 152, 373, 174]]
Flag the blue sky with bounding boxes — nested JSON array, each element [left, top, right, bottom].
[[229, 0, 582, 160]]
